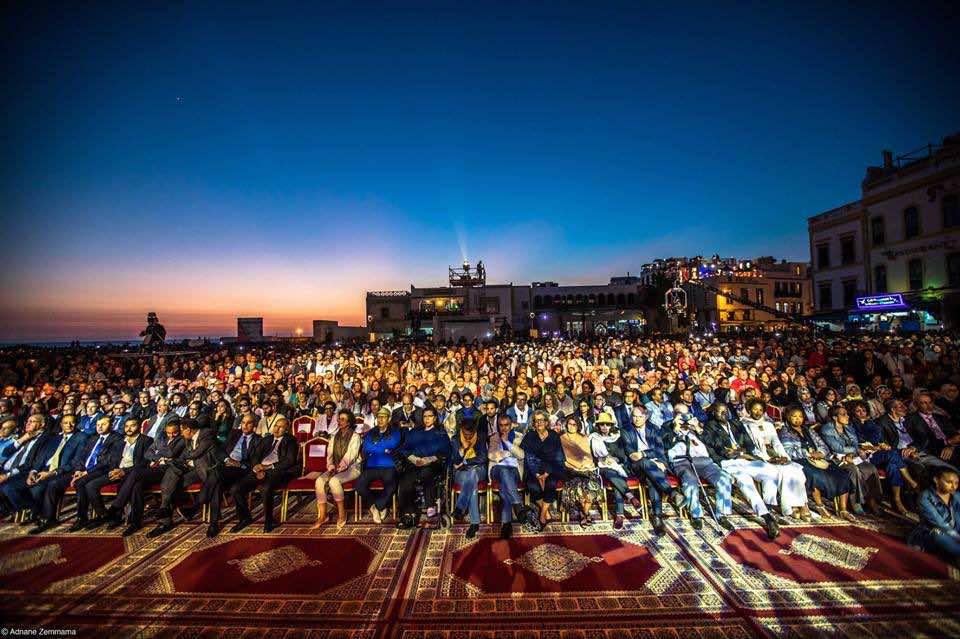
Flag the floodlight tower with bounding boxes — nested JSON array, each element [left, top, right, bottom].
[[449, 259, 486, 314]]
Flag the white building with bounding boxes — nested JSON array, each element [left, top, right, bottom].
[[808, 133, 960, 328]]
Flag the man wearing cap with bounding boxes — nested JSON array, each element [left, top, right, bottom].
[[356, 406, 402, 523]]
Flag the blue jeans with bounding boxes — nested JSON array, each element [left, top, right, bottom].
[[454, 466, 483, 524], [924, 530, 960, 558], [491, 465, 522, 522]]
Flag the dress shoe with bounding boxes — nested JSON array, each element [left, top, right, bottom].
[[690, 517, 703, 530], [176, 505, 198, 522], [68, 519, 88, 533], [229, 518, 252, 534], [263, 522, 277, 533], [85, 516, 108, 530], [465, 524, 479, 539], [613, 515, 625, 530], [451, 508, 464, 522], [206, 523, 220, 538], [762, 513, 780, 539], [716, 516, 735, 531], [28, 519, 56, 535], [499, 522, 513, 539], [122, 523, 142, 537], [145, 522, 174, 538], [652, 515, 666, 535]]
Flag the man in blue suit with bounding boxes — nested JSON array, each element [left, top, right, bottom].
[[24, 413, 88, 533], [619, 404, 684, 534], [67, 415, 124, 531], [612, 388, 641, 430], [0, 414, 51, 518]]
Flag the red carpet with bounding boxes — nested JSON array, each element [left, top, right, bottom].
[[167, 536, 374, 595], [720, 524, 950, 584], [449, 533, 660, 593], [0, 534, 125, 593], [3, 519, 960, 637]]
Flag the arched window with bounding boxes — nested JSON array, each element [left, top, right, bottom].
[[616, 293, 626, 305], [627, 293, 636, 305], [553, 295, 561, 306], [606, 294, 616, 305], [534, 295, 542, 308]]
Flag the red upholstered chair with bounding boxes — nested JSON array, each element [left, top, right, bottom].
[[450, 477, 489, 523], [485, 479, 525, 523], [355, 479, 398, 522], [601, 475, 644, 521], [141, 419, 151, 434], [280, 436, 353, 522], [292, 416, 316, 443], [766, 405, 783, 422]]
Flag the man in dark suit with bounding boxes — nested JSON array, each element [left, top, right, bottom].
[[906, 393, 960, 461], [203, 413, 261, 537], [144, 398, 176, 439], [230, 416, 298, 533], [0, 414, 52, 520], [618, 405, 683, 535], [612, 388, 641, 431], [145, 418, 220, 537], [105, 419, 185, 536], [62, 415, 124, 531], [110, 399, 130, 433], [25, 414, 87, 533], [390, 393, 423, 430], [84, 419, 152, 529]]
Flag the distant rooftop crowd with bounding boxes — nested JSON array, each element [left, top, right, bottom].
[[1, 331, 960, 563]]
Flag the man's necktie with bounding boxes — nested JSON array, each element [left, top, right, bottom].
[[923, 414, 948, 443], [6, 442, 29, 471], [86, 436, 105, 470], [240, 435, 248, 462], [48, 435, 68, 472]]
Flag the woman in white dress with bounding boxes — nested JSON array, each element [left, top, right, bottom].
[[740, 399, 812, 520]]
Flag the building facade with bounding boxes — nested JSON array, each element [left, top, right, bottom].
[[684, 258, 812, 332], [808, 133, 960, 328], [365, 274, 651, 341]]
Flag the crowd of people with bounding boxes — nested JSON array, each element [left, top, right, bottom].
[[1, 329, 959, 565]]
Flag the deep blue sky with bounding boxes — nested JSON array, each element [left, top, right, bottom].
[[2, 1, 958, 339]]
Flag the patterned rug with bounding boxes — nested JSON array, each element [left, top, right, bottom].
[[2, 512, 960, 638]]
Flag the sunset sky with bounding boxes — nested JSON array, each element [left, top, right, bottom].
[[3, 2, 957, 341]]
